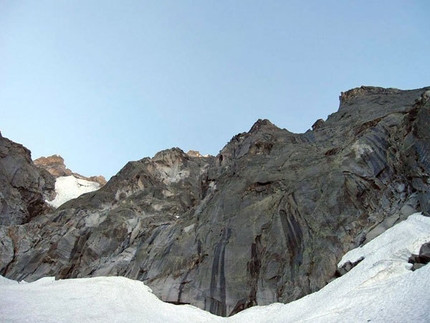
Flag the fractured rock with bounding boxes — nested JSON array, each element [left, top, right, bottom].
[[0, 136, 55, 225], [1, 86, 430, 316]]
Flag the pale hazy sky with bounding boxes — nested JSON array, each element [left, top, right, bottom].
[[1, 1, 429, 178]]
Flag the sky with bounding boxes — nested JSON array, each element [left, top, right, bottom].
[[1, 1, 429, 179]]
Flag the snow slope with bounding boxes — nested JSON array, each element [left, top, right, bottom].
[[229, 213, 430, 323], [47, 175, 100, 208], [1, 213, 430, 323]]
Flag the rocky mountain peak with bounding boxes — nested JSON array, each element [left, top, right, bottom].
[[339, 86, 400, 106], [217, 118, 294, 168], [338, 86, 430, 112], [34, 155, 72, 177], [249, 118, 280, 134], [1, 86, 430, 317], [153, 147, 188, 164], [33, 154, 106, 208], [187, 150, 207, 158], [34, 154, 107, 186]]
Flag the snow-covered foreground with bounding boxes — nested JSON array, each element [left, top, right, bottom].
[[0, 276, 216, 323], [48, 175, 100, 208], [1, 213, 430, 323]]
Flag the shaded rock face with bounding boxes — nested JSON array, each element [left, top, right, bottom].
[[1, 86, 430, 317], [0, 136, 55, 226]]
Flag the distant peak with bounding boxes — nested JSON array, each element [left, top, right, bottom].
[[35, 154, 106, 186], [153, 147, 187, 161], [34, 155, 71, 177], [249, 119, 279, 133], [35, 154, 65, 164]]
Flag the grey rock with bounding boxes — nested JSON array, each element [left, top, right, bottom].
[[418, 242, 430, 263], [408, 241, 430, 270], [336, 256, 364, 277], [0, 136, 55, 225], [1, 86, 430, 317]]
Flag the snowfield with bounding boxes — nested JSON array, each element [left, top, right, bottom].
[[47, 175, 100, 208], [1, 213, 430, 323]]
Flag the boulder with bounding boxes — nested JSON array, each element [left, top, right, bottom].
[[418, 242, 430, 264], [408, 241, 430, 270]]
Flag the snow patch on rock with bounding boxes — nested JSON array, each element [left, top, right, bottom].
[[229, 213, 430, 323], [47, 175, 100, 208]]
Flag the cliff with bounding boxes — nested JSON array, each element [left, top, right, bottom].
[[1, 86, 429, 316]]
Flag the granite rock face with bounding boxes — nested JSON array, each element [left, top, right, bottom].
[[1, 86, 430, 317], [0, 135, 55, 226]]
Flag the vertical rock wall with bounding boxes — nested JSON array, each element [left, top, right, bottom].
[[1, 86, 429, 316], [0, 135, 55, 225]]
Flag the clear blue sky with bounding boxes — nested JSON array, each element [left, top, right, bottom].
[[1, 1, 429, 179]]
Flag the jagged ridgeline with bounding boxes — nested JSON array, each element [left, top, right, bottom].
[[1, 86, 430, 317]]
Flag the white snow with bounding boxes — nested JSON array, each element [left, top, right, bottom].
[[47, 175, 100, 208], [0, 276, 216, 323], [1, 213, 430, 323], [228, 213, 430, 323]]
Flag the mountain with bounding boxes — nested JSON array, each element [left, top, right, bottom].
[[0, 86, 429, 317], [34, 155, 107, 186], [1, 212, 429, 322], [0, 134, 55, 226], [34, 155, 106, 208]]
